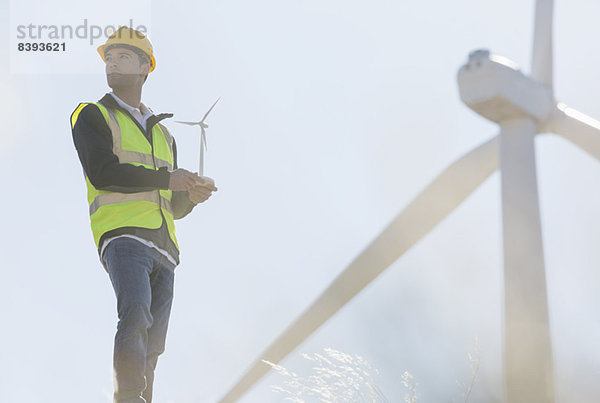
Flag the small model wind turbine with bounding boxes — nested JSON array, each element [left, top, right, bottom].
[[175, 97, 221, 184]]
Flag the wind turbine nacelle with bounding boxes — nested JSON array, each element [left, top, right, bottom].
[[457, 49, 553, 124]]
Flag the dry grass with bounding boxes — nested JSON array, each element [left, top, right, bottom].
[[264, 337, 482, 403], [458, 336, 481, 403], [263, 348, 388, 402]]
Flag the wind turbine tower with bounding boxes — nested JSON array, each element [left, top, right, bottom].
[[457, 0, 556, 400]]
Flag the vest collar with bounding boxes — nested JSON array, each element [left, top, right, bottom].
[[98, 93, 174, 138]]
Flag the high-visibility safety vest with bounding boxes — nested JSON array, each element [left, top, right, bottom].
[[71, 102, 179, 250]]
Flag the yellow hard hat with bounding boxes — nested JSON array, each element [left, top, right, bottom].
[[97, 26, 156, 72]]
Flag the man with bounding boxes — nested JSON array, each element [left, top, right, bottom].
[[71, 26, 216, 402]]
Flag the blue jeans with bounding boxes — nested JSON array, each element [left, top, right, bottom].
[[102, 237, 176, 403]]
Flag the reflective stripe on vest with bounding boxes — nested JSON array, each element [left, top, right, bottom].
[[89, 191, 174, 216]]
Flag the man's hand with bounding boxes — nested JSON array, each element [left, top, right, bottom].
[[168, 169, 203, 191], [188, 178, 218, 204]]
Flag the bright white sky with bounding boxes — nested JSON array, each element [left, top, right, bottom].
[[2, 0, 600, 402]]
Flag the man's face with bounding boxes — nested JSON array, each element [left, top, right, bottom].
[[104, 47, 149, 88]]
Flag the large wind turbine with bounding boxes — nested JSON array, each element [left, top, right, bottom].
[[220, 1, 600, 401]]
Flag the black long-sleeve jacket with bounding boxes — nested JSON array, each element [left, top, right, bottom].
[[71, 93, 194, 264]]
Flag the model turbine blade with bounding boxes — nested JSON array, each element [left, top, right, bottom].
[[201, 97, 221, 123], [531, 0, 554, 89], [201, 128, 208, 151], [218, 136, 500, 403], [547, 103, 600, 161]]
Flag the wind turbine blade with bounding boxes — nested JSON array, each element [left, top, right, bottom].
[[201, 97, 221, 123], [175, 121, 199, 126], [218, 136, 500, 403], [547, 103, 600, 161], [531, 0, 554, 89]]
